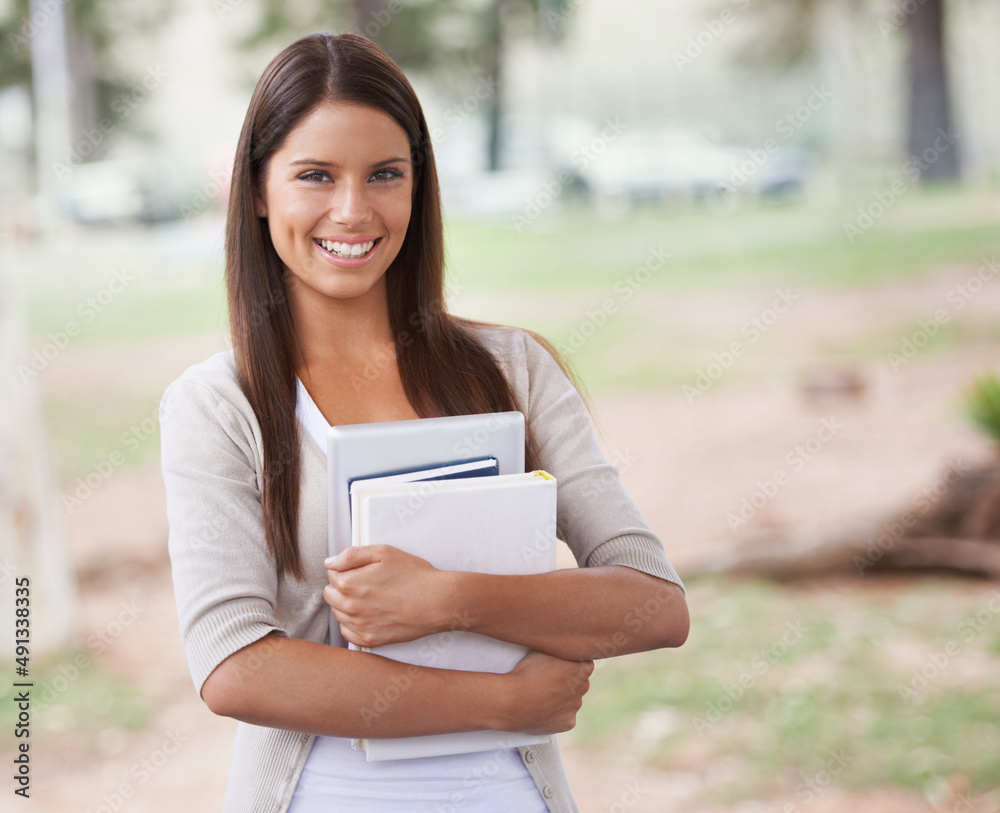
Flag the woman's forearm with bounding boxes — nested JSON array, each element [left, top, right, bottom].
[[202, 633, 507, 738], [444, 566, 689, 662]]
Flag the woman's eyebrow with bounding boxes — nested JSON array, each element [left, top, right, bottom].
[[288, 157, 411, 168]]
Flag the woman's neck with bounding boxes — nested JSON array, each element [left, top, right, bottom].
[[289, 276, 395, 376], [287, 275, 423, 425]]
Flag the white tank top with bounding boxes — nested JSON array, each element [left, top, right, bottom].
[[290, 380, 547, 812], [287, 735, 547, 812]]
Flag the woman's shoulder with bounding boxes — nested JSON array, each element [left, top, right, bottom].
[[159, 349, 254, 428], [163, 349, 239, 396], [460, 320, 554, 367]]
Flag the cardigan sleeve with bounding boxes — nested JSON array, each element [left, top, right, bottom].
[[520, 331, 685, 593], [159, 373, 288, 697]]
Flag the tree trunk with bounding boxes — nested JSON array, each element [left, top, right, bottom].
[[904, 0, 960, 181], [682, 463, 1000, 582], [0, 248, 77, 661], [352, 0, 386, 34], [485, 0, 504, 172]]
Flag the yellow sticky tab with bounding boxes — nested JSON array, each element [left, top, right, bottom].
[[533, 470, 555, 481]]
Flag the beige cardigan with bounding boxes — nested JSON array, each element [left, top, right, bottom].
[[160, 324, 684, 813]]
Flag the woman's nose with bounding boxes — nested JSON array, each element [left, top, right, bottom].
[[329, 181, 371, 226]]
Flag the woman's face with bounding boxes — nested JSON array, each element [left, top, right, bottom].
[[255, 101, 414, 305]]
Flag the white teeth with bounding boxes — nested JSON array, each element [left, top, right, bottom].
[[319, 239, 375, 258]]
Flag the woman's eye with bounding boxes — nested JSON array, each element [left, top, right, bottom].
[[299, 170, 329, 183], [371, 168, 403, 183]]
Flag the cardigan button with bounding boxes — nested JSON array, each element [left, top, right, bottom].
[[524, 749, 536, 764], [542, 784, 554, 798]]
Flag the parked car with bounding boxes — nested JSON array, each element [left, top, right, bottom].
[[57, 157, 199, 225], [576, 125, 811, 213]]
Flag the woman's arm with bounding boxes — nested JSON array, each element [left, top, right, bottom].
[[447, 566, 687, 660], [161, 369, 593, 740], [201, 632, 593, 738], [326, 546, 688, 661], [326, 328, 689, 661]]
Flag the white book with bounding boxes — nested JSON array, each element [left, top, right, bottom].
[[348, 470, 558, 761]]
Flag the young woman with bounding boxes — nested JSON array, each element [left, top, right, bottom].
[[160, 32, 688, 813]]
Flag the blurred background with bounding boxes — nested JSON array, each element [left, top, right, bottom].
[[2, 0, 1000, 810]]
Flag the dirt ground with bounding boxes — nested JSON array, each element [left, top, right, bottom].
[[9, 262, 1000, 812]]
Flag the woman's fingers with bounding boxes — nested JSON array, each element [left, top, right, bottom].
[[503, 650, 596, 735], [325, 544, 385, 572], [321, 545, 446, 645]]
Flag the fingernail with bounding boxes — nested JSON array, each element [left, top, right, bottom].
[[324, 556, 337, 567]]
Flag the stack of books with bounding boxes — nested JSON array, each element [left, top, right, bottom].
[[329, 414, 558, 761]]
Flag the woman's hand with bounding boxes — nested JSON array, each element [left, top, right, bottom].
[[324, 545, 455, 648], [497, 650, 594, 735]]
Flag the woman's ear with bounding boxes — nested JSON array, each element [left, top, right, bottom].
[[253, 190, 267, 218]]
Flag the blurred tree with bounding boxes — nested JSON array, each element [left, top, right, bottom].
[[234, 0, 575, 171], [738, 0, 962, 182], [0, 246, 77, 659], [902, 0, 959, 181], [0, 0, 172, 162]]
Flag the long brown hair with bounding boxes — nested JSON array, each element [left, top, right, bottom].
[[226, 32, 566, 580]]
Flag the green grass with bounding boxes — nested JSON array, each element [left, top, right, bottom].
[[43, 393, 165, 486], [23, 277, 227, 348], [571, 577, 1000, 801], [20, 188, 1000, 345], [12, 190, 1000, 798], [445, 190, 1000, 294], [19, 187, 1000, 480], [0, 654, 149, 749]]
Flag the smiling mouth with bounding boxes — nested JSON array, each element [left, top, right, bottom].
[[314, 238, 380, 259]]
